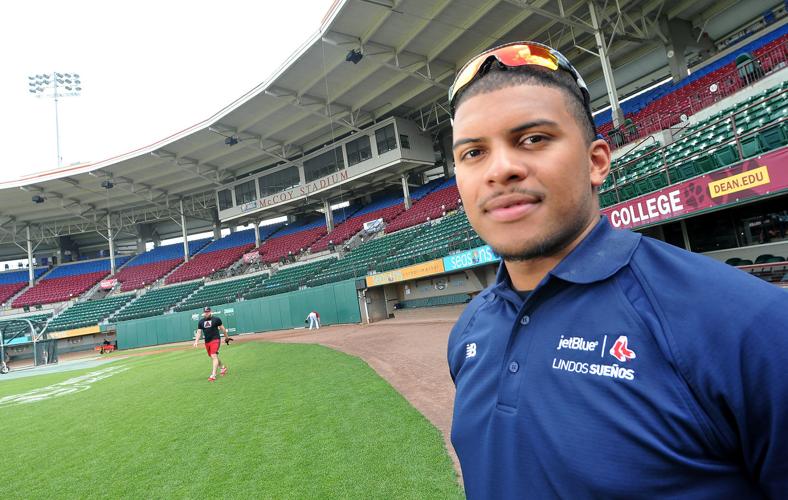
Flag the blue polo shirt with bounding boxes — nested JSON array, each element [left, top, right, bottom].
[[449, 217, 788, 499]]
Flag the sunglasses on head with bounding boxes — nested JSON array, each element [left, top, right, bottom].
[[448, 41, 593, 122]]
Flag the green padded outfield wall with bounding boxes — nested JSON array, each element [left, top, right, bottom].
[[115, 280, 361, 350]]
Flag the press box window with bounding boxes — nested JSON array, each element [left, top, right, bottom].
[[304, 147, 345, 183], [399, 134, 410, 149], [217, 189, 233, 211], [258, 167, 300, 197], [375, 124, 397, 154], [234, 180, 257, 205], [345, 135, 372, 166]]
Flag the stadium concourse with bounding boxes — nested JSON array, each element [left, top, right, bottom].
[[2, 0, 788, 492]]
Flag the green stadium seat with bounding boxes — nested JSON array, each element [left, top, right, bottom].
[[694, 155, 717, 174], [619, 183, 637, 201], [754, 254, 774, 264], [712, 144, 740, 168], [634, 177, 652, 196], [761, 125, 788, 150], [676, 162, 700, 181], [648, 171, 669, 191], [740, 134, 766, 158]]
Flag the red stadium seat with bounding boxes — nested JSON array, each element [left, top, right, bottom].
[[165, 245, 255, 284], [115, 258, 183, 291], [12, 272, 108, 308], [257, 227, 326, 264], [386, 185, 461, 233], [310, 204, 405, 252]]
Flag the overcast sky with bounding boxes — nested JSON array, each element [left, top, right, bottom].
[[0, 0, 332, 183]]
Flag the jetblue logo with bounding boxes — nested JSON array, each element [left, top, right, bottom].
[[556, 335, 598, 352], [465, 343, 477, 359]]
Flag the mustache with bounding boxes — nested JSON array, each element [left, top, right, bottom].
[[477, 188, 546, 210]]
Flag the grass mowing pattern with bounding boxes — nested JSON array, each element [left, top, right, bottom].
[[1, 343, 462, 499]]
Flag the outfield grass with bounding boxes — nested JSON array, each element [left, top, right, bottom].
[[1, 342, 462, 499]]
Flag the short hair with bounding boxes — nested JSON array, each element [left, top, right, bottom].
[[453, 62, 597, 144]]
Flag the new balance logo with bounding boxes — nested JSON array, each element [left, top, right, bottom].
[[609, 336, 636, 362], [465, 343, 477, 359]]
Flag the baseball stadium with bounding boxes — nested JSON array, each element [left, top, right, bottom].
[[2, 0, 788, 497]]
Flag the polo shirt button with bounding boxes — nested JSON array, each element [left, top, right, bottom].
[[508, 361, 519, 373], [520, 315, 530, 326]]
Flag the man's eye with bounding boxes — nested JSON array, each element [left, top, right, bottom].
[[461, 149, 482, 160], [522, 135, 546, 145]]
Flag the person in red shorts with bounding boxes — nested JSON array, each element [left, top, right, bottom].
[[193, 307, 231, 381]]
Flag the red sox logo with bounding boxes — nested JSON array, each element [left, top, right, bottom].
[[610, 336, 636, 362]]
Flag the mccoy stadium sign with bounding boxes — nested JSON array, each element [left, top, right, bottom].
[[241, 170, 349, 213]]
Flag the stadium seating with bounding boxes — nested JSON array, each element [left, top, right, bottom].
[[116, 239, 211, 291], [174, 273, 268, 312], [307, 211, 481, 287], [408, 177, 446, 201], [47, 294, 134, 332], [113, 281, 202, 322], [307, 227, 420, 287], [386, 178, 461, 233], [595, 27, 788, 147], [165, 226, 281, 284], [246, 259, 336, 299], [253, 208, 364, 264], [0, 268, 48, 306], [12, 257, 131, 308], [310, 195, 406, 252], [257, 221, 327, 264], [600, 80, 788, 206], [378, 212, 481, 272]]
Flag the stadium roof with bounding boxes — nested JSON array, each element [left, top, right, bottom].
[[0, 0, 777, 259]]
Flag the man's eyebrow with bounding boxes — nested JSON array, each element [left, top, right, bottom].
[[452, 137, 483, 150], [509, 119, 559, 134]]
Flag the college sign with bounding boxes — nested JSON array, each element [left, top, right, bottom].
[[602, 149, 788, 230]]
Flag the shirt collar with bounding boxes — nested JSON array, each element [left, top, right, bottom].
[[491, 217, 641, 300]]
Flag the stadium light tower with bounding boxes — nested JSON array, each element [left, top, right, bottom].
[[27, 72, 82, 167]]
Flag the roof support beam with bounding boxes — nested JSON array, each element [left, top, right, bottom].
[[502, 0, 595, 34], [322, 31, 452, 91], [149, 150, 223, 186], [264, 87, 362, 132]]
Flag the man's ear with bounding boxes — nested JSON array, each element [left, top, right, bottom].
[[588, 138, 611, 190]]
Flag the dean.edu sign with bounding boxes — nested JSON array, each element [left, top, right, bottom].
[[602, 148, 788, 230]]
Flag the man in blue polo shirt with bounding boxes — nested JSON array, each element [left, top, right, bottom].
[[447, 41, 788, 498]]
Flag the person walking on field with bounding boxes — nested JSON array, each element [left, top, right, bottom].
[[193, 307, 231, 381], [306, 310, 320, 330]]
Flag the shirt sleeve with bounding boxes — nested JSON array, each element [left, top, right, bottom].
[[655, 282, 788, 494], [215, 317, 223, 327], [714, 294, 788, 495]]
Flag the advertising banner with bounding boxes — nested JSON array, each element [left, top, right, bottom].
[[100, 279, 117, 290], [363, 218, 384, 233], [602, 149, 788, 230], [443, 245, 500, 272], [242, 251, 261, 264], [365, 259, 445, 287]]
